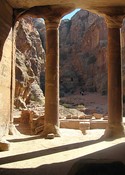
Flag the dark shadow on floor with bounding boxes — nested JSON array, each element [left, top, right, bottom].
[[0, 138, 102, 165], [68, 160, 125, 175], [1, 142, 125, 175], [8, 135, 41, 142]]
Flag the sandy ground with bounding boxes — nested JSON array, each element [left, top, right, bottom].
[[1, 93, 125, 175], [0, 128, 125, 175], [60, 92, 108, 115]]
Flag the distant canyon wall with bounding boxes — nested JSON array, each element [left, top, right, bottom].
[[59, 10, 108, 96], [15, 17, 45, 109], [15, 9, 125, 106], [34, 10, 109, 96]]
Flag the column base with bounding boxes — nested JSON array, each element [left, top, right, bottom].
[[102, 123, 125, 140], [0, 138, 10, 151], [9, 123, 21, 135], [41, 123, 60, 138]]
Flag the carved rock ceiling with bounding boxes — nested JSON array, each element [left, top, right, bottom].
[[7, 0, 125, 15]]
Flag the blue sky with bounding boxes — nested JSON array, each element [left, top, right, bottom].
[[62, 9, 80, 20]]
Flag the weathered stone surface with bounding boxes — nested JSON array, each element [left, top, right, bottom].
[[20, 109, 44, 134], [34, 10, 124, 101], [13, 10, 125, 134], [79, 122, 90, 134], [35, 10, 107, 96], [59, 10, 108, 96], [60, 118, 109, 130], [20, 109, 31, 124], [66, 114, 72, 119], [41, 123, 60, 137], [79, 115, 85, 119], [26, 10, 125, 100], [93, 113, 103, 119], [0, 1, 13, 139], [7, 0, 125, 16], [0, 138, 10, 151], [103, 115, 108, 120], [60, 120, 80, 129], [15, 17, 45, 109], [90, 120, 108, 129], [46, 133, 55, 139], [72, 115, 79, 119], [30, 111, 44, 134], [84, 115, 93, 119]]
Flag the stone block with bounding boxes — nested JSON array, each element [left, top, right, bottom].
[[0, 138, 10, 151], [103, 115, 108, 120], [79, 122, 90, 130], [79, 115, 85, 119], [79, 122, 90, 134], [60, 120, 79, 129], [66, 114, 72, 119], [93, 113, 103, 119], [46, 133, 55, 139], [72, 115, 79, 119], [84, 115, 92, 119], [90, 120, 108, 129]]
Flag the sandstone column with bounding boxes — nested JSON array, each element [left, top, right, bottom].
[[15, 5, 74, 138], [39, 6, 74, 138], [104, 15, 125, 138], [42, 17, 60, 137]]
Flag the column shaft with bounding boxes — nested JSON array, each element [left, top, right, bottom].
[[45, 27, 59, 126], [104, 27, 125, 138], [35, 5, 74, 138], [41, 20, 60, 137], [108, 28, 122, 124]]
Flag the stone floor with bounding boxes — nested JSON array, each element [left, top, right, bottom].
[[0, 128, 125, 175]]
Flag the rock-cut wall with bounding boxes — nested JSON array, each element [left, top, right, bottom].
[[21, 10, 125, 99], [15, 17, 45, 109], [59, 10, 108, 95], [0, 1, 13, 138]]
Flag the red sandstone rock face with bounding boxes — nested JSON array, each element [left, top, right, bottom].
[[15, 17, 45, 109], [59, 10, 108, 95], [59, 10, 125, 97], [15, 10, 125, 104], [33, 10, 107, 95]]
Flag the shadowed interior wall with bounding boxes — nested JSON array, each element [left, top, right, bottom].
[[0, 1, 13, 138]]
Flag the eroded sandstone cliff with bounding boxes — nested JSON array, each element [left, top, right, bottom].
[[15, 9, 125, 107], [33, 10, 108, 96], [15, 17, 45, 109], [59, 10, 108, 96], [14, 9, 125, 134]]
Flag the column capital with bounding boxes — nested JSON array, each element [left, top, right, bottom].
[[45, 17, 61, 30], [105, 14, 125, 28], [43, 5, 74, 30]]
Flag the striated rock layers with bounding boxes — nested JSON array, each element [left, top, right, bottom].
[[34, 10, 108, 96], [15, 10, 125, 105], [59, 10, 108, 96], [15, 17, 45, 109], [14, 10, 125, 133], [59, 10, 125, 97]]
